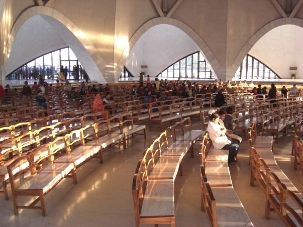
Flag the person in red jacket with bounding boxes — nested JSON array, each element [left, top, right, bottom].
[[0, 84, 5, 96]]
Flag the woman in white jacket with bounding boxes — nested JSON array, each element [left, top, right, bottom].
[[207, 113, 239, 164]]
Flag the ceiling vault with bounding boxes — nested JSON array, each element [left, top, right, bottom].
[[151, 0, 183, 18], [270, 0, 303, 18]]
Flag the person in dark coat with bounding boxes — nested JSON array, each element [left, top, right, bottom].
[[214, 89, 226, 107]]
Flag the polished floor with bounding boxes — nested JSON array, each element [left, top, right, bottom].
[[0, 119, 301, 227]]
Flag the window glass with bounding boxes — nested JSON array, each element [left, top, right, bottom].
[[61, 48, 69, 60], [234, 54, 280, 80], [161, 70, 167, 78], [69, 48, 77, 60], [167, 65, 174, 78], [44, 53, 52, 66], [199, 71, 206, 78], [155, 51, 213, 80]]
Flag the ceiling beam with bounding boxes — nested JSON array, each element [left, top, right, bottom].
[[152, 0, 165, 17], [290, 0, 303, 18], [166, 0, 183, 18], [270, 0, 288, 18]]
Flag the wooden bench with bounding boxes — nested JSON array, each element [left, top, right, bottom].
[[132, 118, 198, 227], [7, 145, 77, 216], [174, 117, 203, 158], [201, 174, 254, 227], [199, 132, 254, 226], [149, 104, 182, 131], [132, 171, 175, 227], [54, 127, 102, 166], [264, 171, 303, 226], [293, 133, 303, 170]]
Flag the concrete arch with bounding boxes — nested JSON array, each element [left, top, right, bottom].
[[6, 6, 107, 83], [116, 17, 221, 80], [231, 18, 303, 73]]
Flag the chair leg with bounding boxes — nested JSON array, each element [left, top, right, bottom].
[[12, 194, 19, 215], [40, 193, 46, 216]]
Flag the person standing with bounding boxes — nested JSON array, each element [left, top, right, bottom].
[[268, 83, 277, 105], [146, 75, 151, 84], [21, 81, 32, 95], [214, 89, 226, 107], [281, 86, 288, 98], [289, 84, 298, 95]]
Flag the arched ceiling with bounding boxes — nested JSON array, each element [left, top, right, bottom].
[[125, 24, 207, 78], [249, 24, 303, 79], [7, 11, 107, 83], [7, 15, 67, 74]]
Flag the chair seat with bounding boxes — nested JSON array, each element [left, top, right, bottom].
[[177, 130, 203, 142], [255, 149, 277, 166], [212, 186, 253, 226], [204, 161, 232, 186], [162, 143, 189, 157], [17, 162, 74, 194], [122, 125, 145, 135], [54, 145, 101, 166], [149, 156, 182, 180], [206, 148, 229, 162], [86, 132, 124, 148], [39, 162, 75, 176], [140, 180, 174, 218]]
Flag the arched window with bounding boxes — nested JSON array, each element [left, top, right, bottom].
[[234, 54, 280, 80], [157, 52, 214, 79], [6, 47, 86, 81]]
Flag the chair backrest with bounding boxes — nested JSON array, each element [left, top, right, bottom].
[[27, 144, 51, 173], [92, 119, 110, 138], [132, 159, 148, 225], [52, 121, 70, 137], [13, 121, 31, 137], [200, 132, 210, 165], [65, 128, 85, 152], [200, 172, 217, 227], [165, 125, 176, 145], [50, 135, 67, 160], [7, 155, 32, 192], [68, 117, 83, 131], [283, 188, 303, 226], [34, 125, 54, 146]]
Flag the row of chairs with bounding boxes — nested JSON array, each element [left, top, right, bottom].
[[132, 117, 203, 227]]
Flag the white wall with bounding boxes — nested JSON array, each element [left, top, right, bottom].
[[249, 25, 303, 79], [125, 24, 200, 78], [7, 15, 67, 74]]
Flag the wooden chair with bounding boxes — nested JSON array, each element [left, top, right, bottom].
[[7, 146, 77, 216], [293, 133, 303, 170], [54, 128, 102, 166], [132, 159, 175, 227], [200, 173, 253, 227]]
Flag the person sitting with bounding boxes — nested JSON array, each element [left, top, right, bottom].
[[71, 87, 81, 100], [36, 90, 47, 110], [103, 93, 114, 113], [207, 113, 239, 164], [32, 82, 39, 93], [214, 89, 226, 107], [0, 84, 5, 97], [130, 85, 137, 95], [218, 109, 242, 144], [93, 92, 104, 113], [91, 85, 98, 93]]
